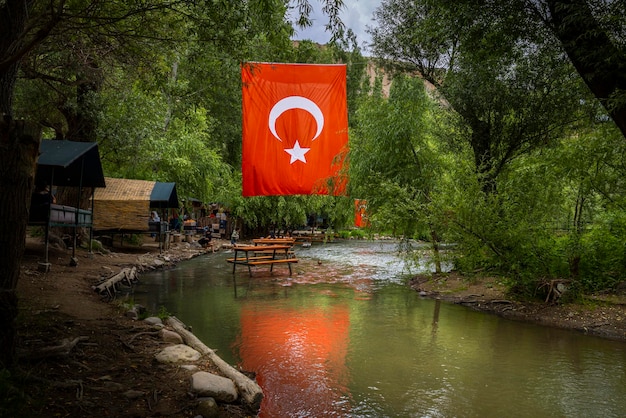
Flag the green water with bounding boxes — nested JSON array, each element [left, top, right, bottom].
[[134, 241, 626, 417]]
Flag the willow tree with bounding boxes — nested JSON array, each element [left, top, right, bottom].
[[350, 74, 447, 270], [370, 0, 591, 194]]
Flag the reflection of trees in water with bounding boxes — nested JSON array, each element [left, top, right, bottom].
[[431, 299, 441, 337]]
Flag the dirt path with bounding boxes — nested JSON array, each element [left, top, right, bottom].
[[9, 234, 249, 417]]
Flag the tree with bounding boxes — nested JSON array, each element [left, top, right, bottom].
[[350, 74, 448, 270], [0, 0, 53, 370], [542, 0, 626, 138], [370, 0, 585, 193]]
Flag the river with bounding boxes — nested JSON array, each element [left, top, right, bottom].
[[133, 240, 626, 417]]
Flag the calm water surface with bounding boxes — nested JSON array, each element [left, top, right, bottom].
[[133, 240, 626, 417]]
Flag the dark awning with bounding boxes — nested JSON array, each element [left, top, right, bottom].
[[150, 182, 179, 208], [35, 140, 106, 188]]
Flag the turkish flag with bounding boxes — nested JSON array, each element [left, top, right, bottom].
[[241, 62, 348, 196]]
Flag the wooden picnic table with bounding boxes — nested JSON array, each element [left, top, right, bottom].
[[226, 244, 298, 275], [252, 237, 296, 246]]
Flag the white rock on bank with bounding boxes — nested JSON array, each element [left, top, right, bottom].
[[160, 328, 183, 343], [154, 344, 201, 363], [190, 371, 238, 403], [144, 316, 163, 326]]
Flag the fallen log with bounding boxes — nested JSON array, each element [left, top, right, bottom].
[[93, 267, 139, 299], [165, 316, 263, 411]]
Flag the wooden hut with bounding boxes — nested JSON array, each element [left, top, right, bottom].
[[92, 177, 178, 232], [29, 140, 106, 268]]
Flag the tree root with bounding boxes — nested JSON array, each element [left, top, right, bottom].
[[127, 330, 161, 345], [19, 336, 89, 360], [93, 267, 139, 300]]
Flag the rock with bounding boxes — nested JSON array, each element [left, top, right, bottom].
[[144, 316, 163, 326], [160, 328, 183, 344], [123, 389, 145, 399], [196, 397, 220, 418], [190, 372, 238, 403], [152, 258, 166, 267], [155, 344, 201, 363], [125, 309, 139, 320]]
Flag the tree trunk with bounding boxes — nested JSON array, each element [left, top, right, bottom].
[[0, 0, 26, 116], [429, 224, 442, 274], [547, 0, 626, 138], [0, 117, 41, 368]]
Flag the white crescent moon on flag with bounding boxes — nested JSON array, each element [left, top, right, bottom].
[[268, 96, 324, 142]]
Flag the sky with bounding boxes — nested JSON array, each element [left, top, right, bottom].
[[289, 0, 382, 54]]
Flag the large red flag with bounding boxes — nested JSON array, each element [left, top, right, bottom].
[[241, 62, 348, 196]]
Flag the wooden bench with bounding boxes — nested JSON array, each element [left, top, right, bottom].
[[252, 249, 296, 257], [253, 238, 296, 246], [227, 244, 298, 275], [227, 257, 299, 275], [226, 256, 274, 263], [247, 258, 299, 266], [248, 258, 298, 275]]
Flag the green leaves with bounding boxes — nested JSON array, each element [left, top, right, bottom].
[[350, 74, 441, 238]]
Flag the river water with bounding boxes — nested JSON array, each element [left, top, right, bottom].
[[133, 240, 626, 417]]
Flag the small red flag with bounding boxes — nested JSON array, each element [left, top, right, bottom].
[[354, 199, 368, 228], [241, 62, 348, 196]]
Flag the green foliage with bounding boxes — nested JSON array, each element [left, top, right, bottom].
[[577, 213, 626, 291], [364, 0, 626, 296], [350, 74, 443, 240], [226, 193, 354, 235], [371, 0, 587, 193], [157, 305, 171, 320], [123, 234, 143, 246], [435, 118, 626, 297], [336, 228, 374, 240], [337, 230, 351, 239]]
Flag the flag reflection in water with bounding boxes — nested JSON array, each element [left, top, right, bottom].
[[237, 304, 351, 417]]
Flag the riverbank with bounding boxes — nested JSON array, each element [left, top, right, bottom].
[[411, 272, 626, 341], [8, 233, 253, 417]]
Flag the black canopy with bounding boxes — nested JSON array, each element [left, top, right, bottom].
[[35, 140, 106, 188], [150, 182, 179, 208]]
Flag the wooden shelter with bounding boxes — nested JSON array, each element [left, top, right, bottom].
[[92, 177, 178, 232], [28, 140, 106, 267]]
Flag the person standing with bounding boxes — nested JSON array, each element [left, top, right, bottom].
[[169, 209, 181, 231], [149, 211, 160, 238], [230, 228, 239, 245]]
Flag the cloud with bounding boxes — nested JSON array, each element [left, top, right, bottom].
[[289, 0, 380, 53]]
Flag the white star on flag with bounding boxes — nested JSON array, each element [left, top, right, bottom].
[[285, 140, 310, 164]]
